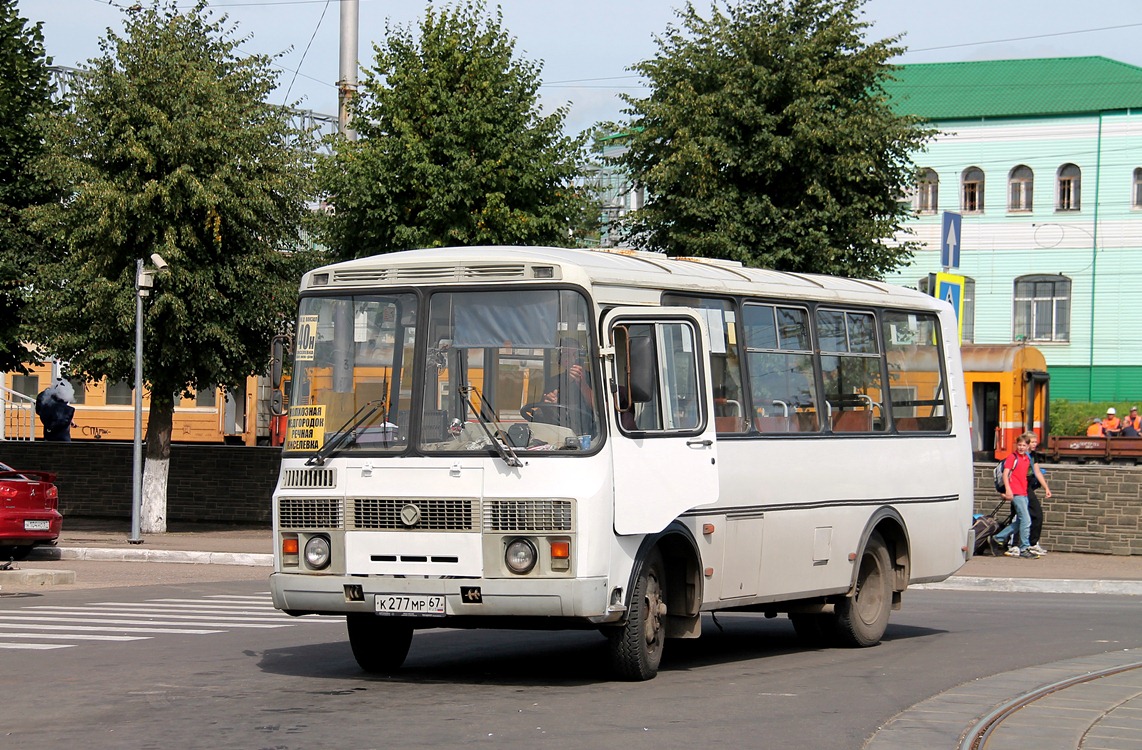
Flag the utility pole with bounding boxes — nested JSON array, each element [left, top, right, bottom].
[[338, 0, 359, 140]]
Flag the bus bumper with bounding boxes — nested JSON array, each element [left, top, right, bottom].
[[269, 572, 615, 622]]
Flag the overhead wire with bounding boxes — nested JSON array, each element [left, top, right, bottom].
[[282, 0, 331, 105]]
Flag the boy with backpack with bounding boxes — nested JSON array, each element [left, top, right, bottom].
[[996, 434, 1051, 558]]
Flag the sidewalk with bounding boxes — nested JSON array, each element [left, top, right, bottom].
[[9, 518, 273, 570]]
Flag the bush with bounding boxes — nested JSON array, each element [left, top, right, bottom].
[[1050, 400, 1137, 435]]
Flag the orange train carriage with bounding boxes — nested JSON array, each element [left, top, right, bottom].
[[2, 363, 283, 446], [961, 344, 1049, 461]]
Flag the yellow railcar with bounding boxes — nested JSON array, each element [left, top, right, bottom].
[[961, 344, 1049, 460], [2, 363, 274, 446]]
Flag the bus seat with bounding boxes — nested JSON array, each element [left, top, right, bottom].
[[714, 398, 742, 417], [793, 412, 817, 432], [894, 417, 920, 432], [833, 410, 872, 433], [754, 415, 790, 433], [715, 416, 745, 433]]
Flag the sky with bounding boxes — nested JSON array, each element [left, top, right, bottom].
[[23, 0, 1142, 136]]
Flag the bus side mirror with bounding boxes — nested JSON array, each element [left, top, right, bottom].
[[270, 335, 288, 389], [269, 389, 285, 417], [627, 334, 656, 404]]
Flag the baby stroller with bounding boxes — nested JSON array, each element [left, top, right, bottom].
[[972, 499, 1013, 556]]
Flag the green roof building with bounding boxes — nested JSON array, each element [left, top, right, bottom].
[[881, 56, 1142, 408]]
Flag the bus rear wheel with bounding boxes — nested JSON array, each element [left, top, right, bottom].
[[346, 614, 413, 673], [833, 531, 893, 647], [607, 549, 667, 681]]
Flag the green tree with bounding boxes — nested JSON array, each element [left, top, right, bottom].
[[615, 0, 931, 278], [319, 0, 592, 259], [0, 1, 58, 373], [28, 1, 317, 531]]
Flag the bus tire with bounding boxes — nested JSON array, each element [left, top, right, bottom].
[[833, 531, 893, 647], [607, 549, 667, 681], [346, 614, 413, 673]]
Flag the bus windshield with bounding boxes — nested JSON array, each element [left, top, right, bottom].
[[287, 293, 418, 455], [285, 288, 600, 457], [419, 288, 599, 454]]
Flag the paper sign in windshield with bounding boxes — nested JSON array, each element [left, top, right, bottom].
[[285, 405, 325, 452], [296, 315, 318, 362]]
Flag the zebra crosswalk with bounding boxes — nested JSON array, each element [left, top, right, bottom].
[[0, 593, 337, 651]]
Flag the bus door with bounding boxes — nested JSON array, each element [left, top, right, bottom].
[[604, 308, 719, 535]]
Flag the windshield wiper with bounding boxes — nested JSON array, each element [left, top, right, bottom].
[[458, 385, 522, 468], [306, 399, 387, 466]]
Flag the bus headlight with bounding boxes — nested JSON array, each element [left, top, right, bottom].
[[304, 535, 331, 570], [505, 538, 537, 574]]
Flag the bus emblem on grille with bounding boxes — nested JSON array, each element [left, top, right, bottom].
[[400, 503, 421, 527]]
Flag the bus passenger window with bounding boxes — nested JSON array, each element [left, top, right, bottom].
[[882, 312, 949, 432], [818, 310, 885, 433], [743, 303, 821, 433]]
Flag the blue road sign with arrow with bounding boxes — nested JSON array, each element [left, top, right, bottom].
[[941, 211, 961, 268]]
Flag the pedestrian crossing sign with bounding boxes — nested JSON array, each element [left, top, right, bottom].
[[928, 272, 965, 343]]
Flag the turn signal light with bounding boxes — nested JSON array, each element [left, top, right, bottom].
[[549, 540, 570, 559], [282, 538, 299, 555]]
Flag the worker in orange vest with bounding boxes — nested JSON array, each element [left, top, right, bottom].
[[1123, 406, 1142, 437], [1086, 418, 1104, 436], [1102, 407, 1123, 436]]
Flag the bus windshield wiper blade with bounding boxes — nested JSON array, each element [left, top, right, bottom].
[[306, 399, 386, 466], [459, 385, 522, 468]]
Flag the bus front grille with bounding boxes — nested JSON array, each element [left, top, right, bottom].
[[353, 497, 476, 531], [483, 499, 573, 532], [279, 497, 344, 529], [281, 468, 336, 489]]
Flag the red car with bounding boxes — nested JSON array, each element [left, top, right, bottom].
[[0, 461, 62, 560]]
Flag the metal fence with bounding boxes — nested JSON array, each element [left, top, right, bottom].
[[1, 385, 35, 441]]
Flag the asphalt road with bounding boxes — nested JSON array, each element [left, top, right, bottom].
[[1, 580, 1139, 750]]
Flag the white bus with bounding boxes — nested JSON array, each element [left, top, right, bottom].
[[269, 246, 973, 680]]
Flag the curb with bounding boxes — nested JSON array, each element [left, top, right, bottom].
[[0, 568, 76, 587], [30, 546, 273, 568], [914, 576, 1142, 596], [865, 647, 1142, 750]]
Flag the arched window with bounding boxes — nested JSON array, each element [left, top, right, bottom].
[[1133, 167, 1142, 208], [962, 167, 984, 213], [1014, 275, 1071, 342], [1008, 165, 1033, 212], [916, 168, 938, 214], [1057, 163, 1081, 211]]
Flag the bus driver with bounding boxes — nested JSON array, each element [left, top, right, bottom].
[[542, 338, 595, 436]]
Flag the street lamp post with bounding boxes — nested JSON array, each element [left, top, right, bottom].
[[131, 254, 169, 544]]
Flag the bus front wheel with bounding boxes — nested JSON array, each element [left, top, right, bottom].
[[346, 614, 413, 673], [833, 531, 893, 647], [607, 549, 667, 681]]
